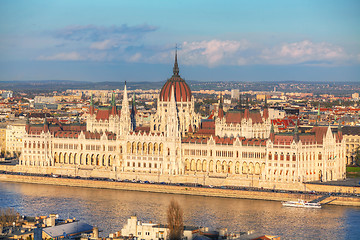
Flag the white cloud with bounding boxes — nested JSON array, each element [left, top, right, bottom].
[[37, 52, 84, 61], [181, 40, 251, 66], [261, 40, 349, 65], [129, 53, 142, 62], [35, 37, 358, 67], [90, 40, 114, 50]]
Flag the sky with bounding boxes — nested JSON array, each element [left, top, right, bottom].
[[0, 0, 359, 82]]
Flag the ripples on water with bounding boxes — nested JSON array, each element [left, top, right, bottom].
[[1, 182, 360, 239]]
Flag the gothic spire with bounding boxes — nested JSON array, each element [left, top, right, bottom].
[[43, 117, 49, 132], [120, 81, 130, 135], [90, 94, 95, 115], [121, 82, 129, 113], [111, 91, 116, 106], [131, 92, 137, 131], [110, 91, 117, 115], [173, 45, 179, 76], [239, 94, 242, 109], [293, 120, 299, 142]]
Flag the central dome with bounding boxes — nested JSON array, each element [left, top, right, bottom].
[[159, 50, 192, 102]]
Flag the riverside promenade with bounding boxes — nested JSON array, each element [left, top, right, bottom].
[[1, 173, 360, 207]]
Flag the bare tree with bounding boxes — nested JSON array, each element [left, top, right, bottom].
[[167, 199, 183, 240], [0, 207, 18, 226]]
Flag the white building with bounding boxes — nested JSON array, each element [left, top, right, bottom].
[[121, 216, 196, 240], [19, 51, 346, 188], [6, 121, 26, 156]]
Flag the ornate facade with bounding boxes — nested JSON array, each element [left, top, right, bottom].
[[19, 52, 346, 188]]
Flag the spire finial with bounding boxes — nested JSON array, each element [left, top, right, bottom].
[[173, 44, 179, 76]]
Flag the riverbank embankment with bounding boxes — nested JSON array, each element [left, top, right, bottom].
[[1, 174, 359, 207]]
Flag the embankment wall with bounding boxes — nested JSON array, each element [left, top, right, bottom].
[[1, 173, 359, 207]]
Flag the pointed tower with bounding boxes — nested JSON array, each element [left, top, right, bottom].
[[89, 94, 95, 115], [238, 94, 242, 109], [244, 95, 250, 119], [269, 121, 275, 142], [26, 116, 30, 134], [315, 103, 320, 126], [120, 82, 131, 135], [263, 97, 269, 120], [293, 119, 299, 142], [130, 93, 137, 131], [218, 94, 224, 119], [111, 91, 117, 115], [167, 86, 180, 138], [173, 44, 179, 77], [43, 117, 49, 132], [337, 121, 343, 141]]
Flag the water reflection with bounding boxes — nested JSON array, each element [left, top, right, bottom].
[[1, 182, 360, 239]]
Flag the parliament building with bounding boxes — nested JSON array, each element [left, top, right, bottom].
[[19, 52, 346, 190]]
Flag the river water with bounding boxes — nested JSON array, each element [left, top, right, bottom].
[[1, 181, 359, 239]]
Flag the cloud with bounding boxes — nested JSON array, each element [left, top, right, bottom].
[[37, 52, 84, 61], [90, 39, 115, 50], [37, 27, 358, 67], [261, 40, 350, 65], [135, 40, 254, 67], [53, 24, 157, 43]]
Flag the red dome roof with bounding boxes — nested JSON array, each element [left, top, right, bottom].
[[160, 76, 191, 102], [159, 50, 192, 102]]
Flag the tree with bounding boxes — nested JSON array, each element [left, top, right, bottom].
[[0, 207, 18, 226], [167, 199, 183, 240]]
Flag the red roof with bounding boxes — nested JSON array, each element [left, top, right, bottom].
[[159, 77, 192, 102], [225, 111, 263, 124], [95, 109, 121, 121], [96, 109, 110, 120], [311, 126, 328, 144], [273, 135, 294, 145]]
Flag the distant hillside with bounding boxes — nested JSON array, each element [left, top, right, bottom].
[[0, 80, 166, 91], [1, 80, 359, 96]]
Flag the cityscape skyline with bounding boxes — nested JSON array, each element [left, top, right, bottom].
[[0, 0, 359, 82]]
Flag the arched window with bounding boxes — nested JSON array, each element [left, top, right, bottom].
[[209, 160, 214, 172]]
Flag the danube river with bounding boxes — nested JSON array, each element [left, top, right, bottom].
[[1, 181, 359, 239]]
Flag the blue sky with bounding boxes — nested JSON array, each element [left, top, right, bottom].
[[0, 0, 359, 82]]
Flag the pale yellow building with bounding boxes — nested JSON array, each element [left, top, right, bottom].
[[0, 126, 6, 154], [6, 121, 26, 157]]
